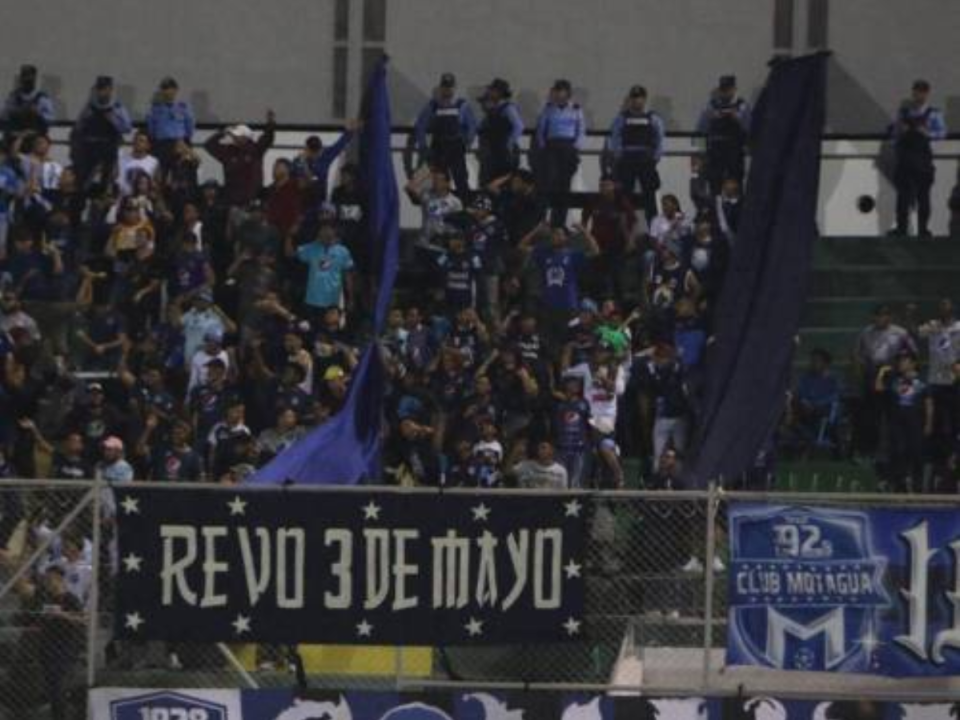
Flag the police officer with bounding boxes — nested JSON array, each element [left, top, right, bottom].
[[414, 72, 477, 196], [891, 80, 947, 237], [608, 85, 665, 224], [697, 75, 751, 195], [146, 76, 195, 173], [1, 65, 54, 140], [476, 77, 524, 186], [70, 76, 133, 191], [534, 79, 586, 226]]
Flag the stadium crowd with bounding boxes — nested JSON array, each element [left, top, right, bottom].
[[0, 61, 956, 719], [0, 63, 954, 516]]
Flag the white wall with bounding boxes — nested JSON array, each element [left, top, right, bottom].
[[3, 0, 957, 131], [0, 0, 333, 124]]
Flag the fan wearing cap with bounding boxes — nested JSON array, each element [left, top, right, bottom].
[[175, 289, 235, 364], [187, 326, 231, 393], [287, 214, 355, 321], [203, 108, 276, 208], [145, 76, 195, 172], [607, 85, 665, 223], [70, 75, 133, 190], [876, 350, 933, 491], [890, 79, 947, 237], [292, 118, 360, 204], [465, 192, 508, 319], [477, 77, 524, 185], [534, 79, 586, 226], [696, 74, 751, 195], [1, 64, 54, 139], [414, 72, 477, 195], [97, 435, 134, 484], [435, 229, 483, 313]]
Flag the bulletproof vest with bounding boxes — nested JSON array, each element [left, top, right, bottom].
[[83, 104, 122, 143], [897, 106, 934, 159], [708, 99, 746, 146], [6, 92, 50, 135], [480, 102, 514, 146], [429, 99, 464, 142], [621, 110, 656, 149]]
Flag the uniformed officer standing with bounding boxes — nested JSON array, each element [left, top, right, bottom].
[[70, 76, 133, 191], [414, 72, 477, 196], [890, 80, 947, 237], [534, 79, 586, 226], [0, 65, 54, 140], [697, 75, 751, 196], [608, 85, 665, 224], [146, 76, 195, 173], [476, 77, 524, 186]]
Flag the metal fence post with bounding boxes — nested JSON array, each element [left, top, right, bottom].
[[701, 481, 718, 692], [86, 477, 102, 690]]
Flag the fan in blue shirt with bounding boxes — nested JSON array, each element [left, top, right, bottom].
[[290, 218, 355, 312]]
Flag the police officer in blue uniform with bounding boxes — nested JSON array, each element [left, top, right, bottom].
[[414, 72, 477, 196], [535, 79, 586, 226], [477, 77, 524, 186], [697, 75, 751, 196], [1, 65, 54, 140], [608, 85, 665, 223], [891, 80, 947, 237], [146, 76, 195, 173]]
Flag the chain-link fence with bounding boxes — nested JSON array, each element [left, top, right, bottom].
[[6, 479, 960, 711]]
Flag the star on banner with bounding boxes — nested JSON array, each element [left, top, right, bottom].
[[120, 496, 140, 515], [564, 560, 582, 579], [227, 495, 247, 516], [564, 499, 582, 518], [125, 612, 144, 631], [471, 503, 491, 522], [563, 617, 582, 636], [357, 619, 373, 638], [465, 617, 484, 637], [122, 553, 143, 573], [362, 501, 381, 521], [232, 614, 251, 636]]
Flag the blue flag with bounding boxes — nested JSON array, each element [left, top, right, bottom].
[[687, 53, 828, 487], [250, 57, 398, 485]]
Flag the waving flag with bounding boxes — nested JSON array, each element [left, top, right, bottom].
[[250, 57, 398, 485]]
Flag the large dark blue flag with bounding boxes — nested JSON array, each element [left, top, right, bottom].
[[687, 53, 828, 487], [250, 57, 398, 485]]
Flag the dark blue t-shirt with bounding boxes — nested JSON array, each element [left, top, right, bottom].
[[533, 246, 585, 311], [554, 397, 591, 452]]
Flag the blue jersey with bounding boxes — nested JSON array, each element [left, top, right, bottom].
[[533, 246, 585, 311], [297, 241, 354, 309], [437, 250, 482, 310], [554, 398, 591, 452]]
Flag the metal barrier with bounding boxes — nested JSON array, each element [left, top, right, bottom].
[[4, 479, 960, 716]]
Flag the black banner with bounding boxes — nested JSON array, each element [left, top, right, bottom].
[[114, 488, 586, 645]]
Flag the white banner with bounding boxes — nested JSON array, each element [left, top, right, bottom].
[[89, 688, 243, 720]]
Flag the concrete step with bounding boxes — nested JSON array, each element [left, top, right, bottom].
[[808, 266, 960, 297], [801, 297, 940, 327], [812, 237, 960, 266]]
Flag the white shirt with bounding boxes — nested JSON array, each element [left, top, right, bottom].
[[513, 459, 569, 490], [117, 151, 160, 195], [649, 212, 691, 248], [188, 348, 230, 393], [182, 309, 226, 363], [919, 318, 960, 386], [567, 361, 627, 435], [418, 190, 462, 245]]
